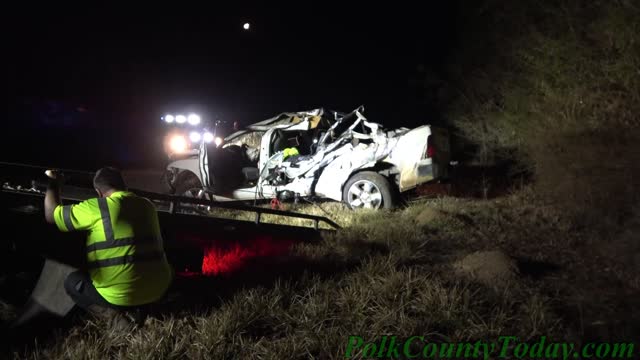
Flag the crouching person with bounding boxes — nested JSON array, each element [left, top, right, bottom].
[[44, 167, 173, 330]]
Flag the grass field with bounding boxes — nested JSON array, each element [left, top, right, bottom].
[[4, 189, 639, 359]]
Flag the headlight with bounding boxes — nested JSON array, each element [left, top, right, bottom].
[[189, 131, 202, 143], [164, 114, 175, 123], [169, 135, 187, 153], [203, 132, 214, 143], [175, 115, 187, 124], [187, 114, 201, 125], [215, 137, 223, 147]]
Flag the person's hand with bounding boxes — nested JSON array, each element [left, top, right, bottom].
[[45, 169, 65, 185]]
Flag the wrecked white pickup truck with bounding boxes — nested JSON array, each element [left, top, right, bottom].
[[162, 106, 450, 209]]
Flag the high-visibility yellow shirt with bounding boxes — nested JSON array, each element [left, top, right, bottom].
[[53, 191, 172, 306], [282, 147, 299, 159]]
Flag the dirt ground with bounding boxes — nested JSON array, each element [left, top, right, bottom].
[[453, 250, 519, 286]]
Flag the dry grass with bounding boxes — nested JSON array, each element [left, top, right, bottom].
[[446, 0, 640, 225], [6, 191, 638, 359]]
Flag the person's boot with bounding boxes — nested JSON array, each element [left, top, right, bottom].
[[86, 304, 133, 332], [124, 307, 147, 328], [108, 311, 135, 333], [88, 304, 149, 333], [86, 304, 119, 321]]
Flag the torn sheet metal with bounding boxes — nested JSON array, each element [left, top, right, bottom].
[[166, 105, 449, 208]]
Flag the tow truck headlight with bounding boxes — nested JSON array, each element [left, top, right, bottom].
[[175, 115, 187, 124], [187, 114, 201, 125], [169, 135, 187, 153], [215, 137, 223, 147], [189, 131, 202, 143], [203, 132, 214, 143], [164, 114, 175, 123]]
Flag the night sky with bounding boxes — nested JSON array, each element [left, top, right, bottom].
[[5, 4, 457, 170]]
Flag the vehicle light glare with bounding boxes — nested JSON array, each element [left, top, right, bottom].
[[188, 114, 201, 125], [203, 132, 214, 143], [189, 131, 202, 142], [176, 115, 187, 124], [215, 137, 223, 147], [169, 135, 187, 153], [164, 114, 175, 123]]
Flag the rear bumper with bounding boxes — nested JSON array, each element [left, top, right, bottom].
[[408, 159, 450, 190], [415, 159, 437, 186]]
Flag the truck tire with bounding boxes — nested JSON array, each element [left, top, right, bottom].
[[173, 171, 212, 215], [174, 171, 204, 198], [342, 171, 396, 210]]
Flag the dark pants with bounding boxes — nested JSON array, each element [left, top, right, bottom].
[[64, 271, 150, 314]]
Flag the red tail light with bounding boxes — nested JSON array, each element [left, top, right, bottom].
[[426, 135, 435, 158]]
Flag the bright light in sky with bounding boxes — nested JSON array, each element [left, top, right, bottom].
[[243, 23, 250, 30]]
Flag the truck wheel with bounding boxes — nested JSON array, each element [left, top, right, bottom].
[[174, 171, 204, 198], [173, 171, 211, 214], [343, 171, 396, 210]]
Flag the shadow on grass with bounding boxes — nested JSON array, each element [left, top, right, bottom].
[[159, 254, 363, 316], [514, 257, 562, 280]]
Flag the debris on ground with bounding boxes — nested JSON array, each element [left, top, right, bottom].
[[453, 250, 519, 286]]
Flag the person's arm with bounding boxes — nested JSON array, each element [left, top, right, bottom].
[[44, 170, 64, 224]]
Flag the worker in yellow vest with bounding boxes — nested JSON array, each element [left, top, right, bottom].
[[282, 147, 299, 160], [44, 167, 173, 329]]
